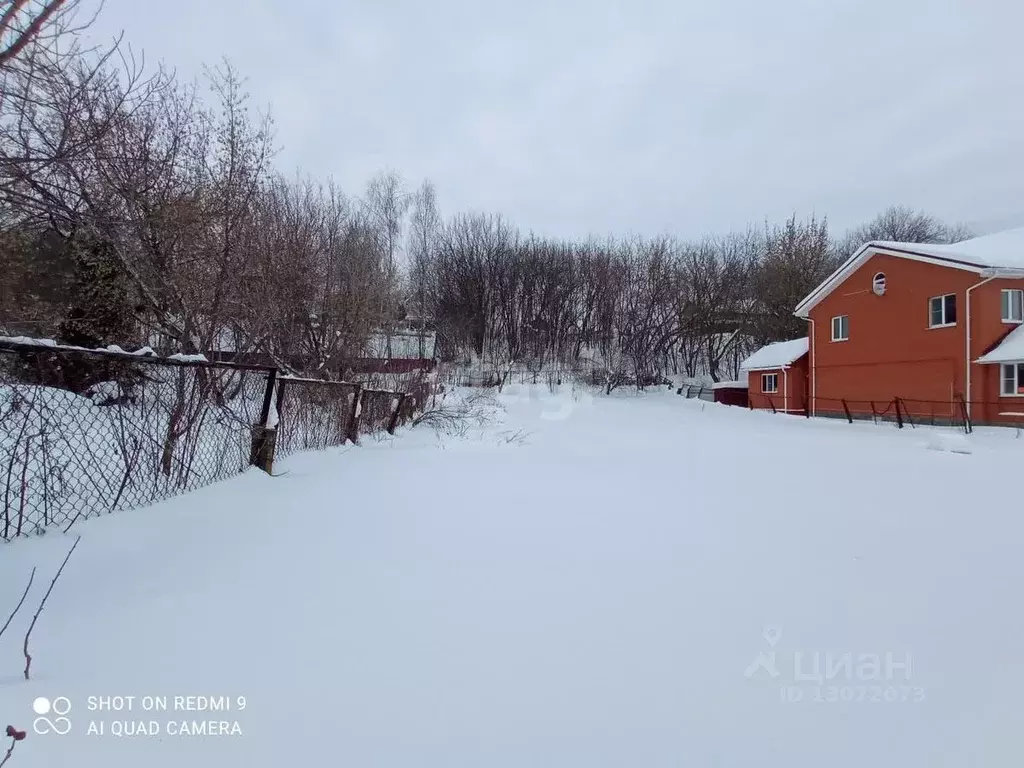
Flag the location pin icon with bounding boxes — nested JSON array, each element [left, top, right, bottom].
[[763, 625, 782, 647]]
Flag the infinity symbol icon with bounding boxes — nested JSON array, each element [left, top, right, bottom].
[[32, 696, 72, 735]]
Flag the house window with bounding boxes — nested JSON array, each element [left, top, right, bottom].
[[831, 315, 849, 341], [1001, 363, 1024, 396], [761, 373, 778, 393], [872, 272, 886, 295], [929, 294, 957, 327], [1002, 289, 1024, 323]]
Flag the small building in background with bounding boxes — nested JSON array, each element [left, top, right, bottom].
[[711, 380, 749, 408], [353, 329, 436, 374], [740, 338, 809, 414]]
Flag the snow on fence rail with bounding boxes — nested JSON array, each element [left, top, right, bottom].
[[0, 340, 431, 541]]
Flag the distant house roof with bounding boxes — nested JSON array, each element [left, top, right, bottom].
[[740, 338, 808, 371], [794, 227, 1024, 318], [977, 324, 1024, 364], [711, 380, 748, 389]]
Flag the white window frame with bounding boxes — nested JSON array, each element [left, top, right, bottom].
[[872, 272, 886, 295], [1001, 363, 1024, 397], [830, 315, 849, 342], [1002, 289, 1024, 324], [928, 293, 957, 328], [761, 373, 778, 393]]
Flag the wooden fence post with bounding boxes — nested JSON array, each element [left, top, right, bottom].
[[894, 398, 904, 428], [346, 384, 363, 444], [250, 369, 278, 473], [387, 393, 407, 436]]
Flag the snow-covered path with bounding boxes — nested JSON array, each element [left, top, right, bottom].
[[1, 386, 1022, 766]]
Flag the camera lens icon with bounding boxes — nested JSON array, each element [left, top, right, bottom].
[[32, 697, 72, 735]]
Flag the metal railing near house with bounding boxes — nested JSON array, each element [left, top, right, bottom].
[[749, 393, 1024, 434], [0, 339, 431, 541], [677, 384, 716, 403]]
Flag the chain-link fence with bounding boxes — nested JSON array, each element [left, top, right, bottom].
[[273, 372, 435, 458], [0, 341, 433, 541], [0, 341, 275, 539], [274, 378, 359, 459]]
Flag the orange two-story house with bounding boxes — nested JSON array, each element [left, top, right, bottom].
[[782, 228, 1024, 425]]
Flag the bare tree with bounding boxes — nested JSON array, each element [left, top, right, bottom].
[[364, 170, 409, 357], [839, 205, 974, 257], [750, 214, 834, 345], [407, 179, 440, 358], [0, 0, 91, 70]]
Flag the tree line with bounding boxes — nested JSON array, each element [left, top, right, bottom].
[[0, 0, 973, 385], [415, 199, 972, 385]]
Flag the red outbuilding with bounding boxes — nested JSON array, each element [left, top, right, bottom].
[[740, 338, 809, 414]]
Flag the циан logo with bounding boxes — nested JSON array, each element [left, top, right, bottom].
[[745, 625, 925, 703]]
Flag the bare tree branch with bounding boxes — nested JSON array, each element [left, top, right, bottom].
[[23, 535, 80, 680], [0, 566, 35, 639]]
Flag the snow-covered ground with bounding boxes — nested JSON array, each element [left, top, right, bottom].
[[0, 386, 1022, 766]]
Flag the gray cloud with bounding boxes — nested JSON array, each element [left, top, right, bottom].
[[88, 0, 1024, 239]]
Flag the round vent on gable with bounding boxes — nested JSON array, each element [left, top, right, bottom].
[[872, 272, 886, 296]]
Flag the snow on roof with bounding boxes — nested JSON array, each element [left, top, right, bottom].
[[795, 227, 1024, 319], [740, 338, 808, 371], [871, 227, 1024, 270], [976, 324, 1024, 364], [711, 380, 748, 389]]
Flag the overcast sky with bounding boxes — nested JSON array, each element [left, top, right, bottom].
[[86, 0, 1024, 242]]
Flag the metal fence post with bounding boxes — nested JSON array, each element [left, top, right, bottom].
[[258, 368, 278, 428], [841, 399, 853, 424], [896, 397, 914, 429], [274, 377, 288, 429], [957, 394, 973, 434]]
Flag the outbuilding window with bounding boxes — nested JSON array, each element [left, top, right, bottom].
[[1001, 363, 1024, 396], [929, 294, 957, 327], [761, 373, 778, 393], [1002, 289, 1023, 323], [831, 315, 849, 341]]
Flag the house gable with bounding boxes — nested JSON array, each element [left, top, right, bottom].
[[794, 244, 984, 319], [796, 228, 1024, 320], [808, 252, 978, 365]]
